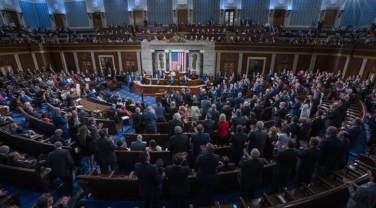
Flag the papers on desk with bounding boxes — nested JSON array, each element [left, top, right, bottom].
[[121, 116, 130, 120], [76, 105, 83, 108], [75, 98, 82, 102]]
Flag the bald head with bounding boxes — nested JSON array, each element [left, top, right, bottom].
[[250, 148, 260, 159]]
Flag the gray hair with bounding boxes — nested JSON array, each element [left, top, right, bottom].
[[0, 145, 9, 153], [250, 148, 260, 159], [174, 126, 182, 134], [173, 113, 181, 120], [205, 143, 215, 154], [256, 121, 264, 130], [54, 141, 63, 149], [54, 129, 63, 136]]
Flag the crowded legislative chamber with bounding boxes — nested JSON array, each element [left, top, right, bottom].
[[1, 0, 376, 207]]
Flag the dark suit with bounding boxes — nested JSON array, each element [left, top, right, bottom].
[[170, 133, 190, 156], [238, 158, 264, 199], [191, 132, 210, 162], [87, 124, 99, 138], [132, 112, 144, 133], [202, 119, 215, 138], [221, 106, 233, 122], [273, 108, 287, 128], [289, 122, 300, 139], [208, 109, 220, 124], [310, 117, 325, 137], [296, 123, 311, 147], [130, 140, 146, 151], [228, 133, 248, 163], [143, 112, 157, 134], [252, 105, 263, 121], [165, 165, 191, 207], [68, 116, 82, 141], [247, 129, 267, 156], [316, 135, 341, 177], [52, 113, 68, 139], [134, 161, 162, 208], [194, 153, 220, 206], [296, 147, 321, 185], [230, 116, 246, 132], [169, 119, 184, 136], [46, 149, 75, 196], [338, 138, 350, 169], [0, 153, 7, 165], [347, 126, 362, 148], [325, 107, 341, 128], [96, 137, 118, 174], [154, 106, 166, 121], [49, 135, 66, 145], [272, 148, 298, 193], [65, 94, 73, 107]]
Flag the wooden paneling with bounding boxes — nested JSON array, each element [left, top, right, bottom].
[[242, 53, 271, 76], [0, 55, 17, 72], [345, 58, 362, 78], [18, 54, 34, 70], [54, 14, 65, 28], [220, 53, 239, 75], [296, 55, 311, 71], [121, 52, 138, 73], [76, 52, 93, 73], [324, 10, 337, 27], [177, 10, 188, 32], [274, 54, 294, 72], [35, 52, 63, 72], [64, 52, 76, 72], [273, 9, 285, 27], [362, 59, 376, 80], [314, 55, 346, 74]]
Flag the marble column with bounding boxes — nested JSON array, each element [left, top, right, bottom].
[[309, 55, 317, 71], [73, 52, 80, 72], [31, 53, 38, 69], [166, 51, 170, 71], [91, 52, 97, 72], [270, 54, 276, 73], [14, 54, 22, 71], [292, 54, 299, 74], [359, 59, 368, 76], [342, 56, 350, 78], [117, 51, 122, 71]]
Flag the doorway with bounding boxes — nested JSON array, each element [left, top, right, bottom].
[[222, 62, 235, 75], [133, 10, 144, 26], [93, 12, 103, 28], [323, 10, 337, 27], [273, 9, 285, 27], [177, 9, 188, 32], [53, 14, 65, 28], [224, 9, 235, 26]]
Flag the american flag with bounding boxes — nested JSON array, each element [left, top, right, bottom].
[[171, 52, 185, 72]]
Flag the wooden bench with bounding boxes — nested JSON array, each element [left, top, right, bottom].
[[0, 164, 55, 192], [18, 107, 56, 136]]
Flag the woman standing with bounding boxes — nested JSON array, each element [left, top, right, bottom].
[[300, 98, 311, 118], [217, 113, 230, 146], [76, 125, 95, 171]]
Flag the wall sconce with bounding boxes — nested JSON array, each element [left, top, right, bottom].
[[269, 10, 274, 17], [19, 12, 23, 19], [286, 10, 291, 17], [339, 10, 344, 17], [129, 11, 132, 18], [87, 13, 91, 19], [173, 10, 176, 17], [101, 12, 105, 18]]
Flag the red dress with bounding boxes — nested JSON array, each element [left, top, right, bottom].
[[217, 121, 229, 138]]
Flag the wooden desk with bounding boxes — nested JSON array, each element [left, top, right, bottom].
[[78, 100, 109, 116], [133, 81, 205, 96], [144, 77, 201, 86]]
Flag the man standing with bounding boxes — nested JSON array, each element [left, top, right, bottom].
[[154, 102, 166, 122], [143, 106, 158, 134], [134, 151, 162, 208], [165, 153, 191, 208], [170, 126, 190, 156], [132, 107, 144, 134], [247, 121, 267, 156], [130, 134, 147, 151], [190, 124, 210, 162], [272, 140, 298, 193], [345, 168, 376, 208], [46, 142, 75, 196], [195, 143, 220, 206], [238, 148, 264, 199], [296, 138, 321, 186], [52, 108, 68, 140], [169, 113, 184, 137], [96, 128, 118, 174]]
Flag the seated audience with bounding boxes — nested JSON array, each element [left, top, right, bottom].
[[146, 139, 162, 152]]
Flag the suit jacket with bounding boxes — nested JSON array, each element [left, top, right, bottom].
[[170, 133, 190, 156], [208, 109, 220, 124], [154, 106, 166, 121], [96, 137, 117, 163], [195, 153, 220, 184], [132, 112, 144, 129], [169, 119, 184, 136], [200, 100, 211, 115], [247, 129, 267, 156], [229, 133, 248, 163], [130, 140, 146, 151], [238, 158, 264, 188], [202, 119, 215, 137], [325, 107, 341, 128], [143, 112, 157, 131], [165, 165, 191, 196], [273, 148, 298, 177], [274, 108, 287, 127], [49, 135, 66, 145], [338, 138, 350, 168], [52, 113, 68, 134], [221, 106, 233, 122], [347, 126, 362, 147], [346, 182, 376, 208], [310, 117, 325, 137], [297, 147, 321, 177], [191, 132, 210, 161], [289, 122, 300, 139], [134, 161, 162, 196], [252, 105, 263, 120], [87, 124, 99, 138], [0, 154, 7, 165], [46, 149, 75, 178], [66, 94, 73, 107], [230, 116, 246, 132], [317, 135, 341, 167], [297, 123, 311, 143], [289, 101, 302, 118], [68, 116, 83, 135]]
